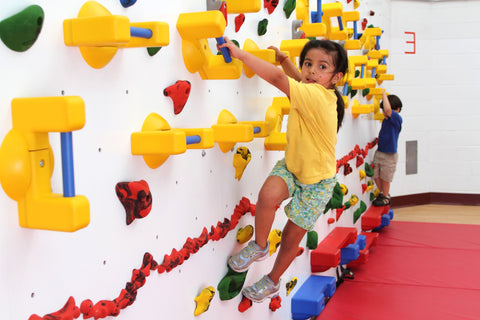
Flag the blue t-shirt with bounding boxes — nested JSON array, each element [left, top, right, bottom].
[[378, 111, 402, 153]]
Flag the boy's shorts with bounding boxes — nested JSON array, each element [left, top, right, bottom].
[[269, 159, 336, 231], [373, 151, 398, 182]]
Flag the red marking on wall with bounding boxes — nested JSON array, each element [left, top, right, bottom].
[[405, 31, 416, 54]]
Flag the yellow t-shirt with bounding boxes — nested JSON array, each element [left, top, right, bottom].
[[285, 77, 338, 184]]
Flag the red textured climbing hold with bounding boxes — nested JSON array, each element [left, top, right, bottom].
[[269, 295, 282, 311], [264, 0, 279, 14], [163, 80, 191, 115], [362, 18, 368, 30], [347, 0, 352, 3], [115, 180, 152, 225], [336, 206, 346, 220], [327, 217, 335, 224], [238, 295, 253, 312], [296, 247, 305, 256], [219, 1, 227, 24], [235, 13, 245, 32], [343, 163, 353, 175], [29, 296, 80, 320], [356, 155, 364, 168], [370, 10, 375, 16]]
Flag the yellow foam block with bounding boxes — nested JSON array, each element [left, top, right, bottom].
[[64, 15, 130, 46], [224, 0, 261, 13], [264, 97, 290, 151], [131, 131, 187, 155], [243, 39, 276, 78], [352, 99, 373, 118]]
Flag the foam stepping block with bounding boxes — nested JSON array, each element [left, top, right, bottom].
[[340, 234, 366, 265], [373, 209, 394, 231], [311, 227, 357, 272], [347, 232, 379, 268], [361, 205, 390, 231], [291, 275, 336, 320]]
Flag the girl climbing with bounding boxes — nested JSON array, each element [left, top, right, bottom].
[[219, 38, 348, 302]]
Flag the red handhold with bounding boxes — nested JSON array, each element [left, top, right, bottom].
[[30, 296, 81, 320], [163, 80, 191, 115], [356, 155, 364, 168], [327, 217, 335, 224], [235, 14, 245, 32], [115, 180, 152, 225], [370, 10, 375, 16], [269, 295, 282, 311], [362, 183, 368, 194], [296, 247, 305, 256], [264, 0, 279, 14], [362, 18, 368, 30], [343, 163, 353, 175], [336, 206, 346, 220], [347, 0, 352, 3], [238, 296, 253, 312], [219, 1, 227, 24]]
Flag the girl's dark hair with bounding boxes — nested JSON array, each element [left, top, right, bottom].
[[299, 39, 348, 132]]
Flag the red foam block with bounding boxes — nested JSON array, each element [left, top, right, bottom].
[[311, 227, 357, 272], [347, 231, 379, 268], [361, 205, 390, 231]]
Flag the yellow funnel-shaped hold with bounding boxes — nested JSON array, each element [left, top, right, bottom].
[[351, 99, 373, 119], [225, 0, 261, 13], [131, 113, 215, 169], [0, 96, 89, 232], [63, 1, 169, 69], [243, 39, 276, 78], [360, 27, 382, 51], [177, 11, 243, 80], [212, 110, 254, 153], [264, 97, 290, 151]]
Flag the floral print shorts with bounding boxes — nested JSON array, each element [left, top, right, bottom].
[[269, 159, 336, 231]]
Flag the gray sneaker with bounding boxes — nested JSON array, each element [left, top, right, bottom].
[[228, 240, 269, 273], [242, 275, 280, 303]]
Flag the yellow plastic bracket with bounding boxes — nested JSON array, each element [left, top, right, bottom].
[[0, 96, 89, 232], [359, 27, 382, 51], [365, 87, 383, 102], [343, 11, 361, 50], [296, 0, 327, 38], [212, 110, 255, 153], [224, 0, 261, 13], [351, 99, 373, 119], [376, 74, 394, 85], [63, 1, 169, 69], [280, 39, 309, 69], [176, 11, 243, 80], [130, 113, 214, 169], [243, 39, 276, 78], [264, 97, 290, 151], [321, 2, 348, 40]]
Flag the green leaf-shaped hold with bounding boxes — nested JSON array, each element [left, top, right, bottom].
[[283, 0, 296, 19], [258, 19, 268, 36], [0, 5, 44, 52]]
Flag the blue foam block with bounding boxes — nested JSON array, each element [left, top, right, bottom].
[[340, 234, 366, 264], [291, 275, 336, 320]]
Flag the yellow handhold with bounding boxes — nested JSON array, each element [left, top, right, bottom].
[[286, 277, 298, 296], [354, 0, 360, 9], [296, 0, 327, 38], [373, 188, 380, 197], [376, 74, 394, 85], [212, 110, 255, 153], [264, 97, 290, 151], [224, 0, 261, 13], [130, 113, 215, 169], [0, 96, 89, 232], [321, 3, 348, 40], [359, 27, 382, 51], [268, 229, 282, 255], [340, 184, 348, 195], [236, 225, 254, 244], [366, 87, 383, 101], [343, 11, 361, 50], [233, 147, 251, 180], [359, 169, 366, 180], [349, 194, 359, 207], [63, 1, 169, 69], [366, 180, 374, 193], [352, 99, 373, 119], [242, 39, 276, 78], [176, 11, 243, 79], [194, 286, 215, 316]]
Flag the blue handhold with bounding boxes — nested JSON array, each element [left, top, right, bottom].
[[291, 275, 336, 320], [120, 0, 137, 8]]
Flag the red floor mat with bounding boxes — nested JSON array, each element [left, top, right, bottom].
[[317, 221, 480, 320]]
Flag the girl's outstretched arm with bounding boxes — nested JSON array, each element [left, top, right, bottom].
[[219, 37, 290, 97], [268, 46, 301, 82]]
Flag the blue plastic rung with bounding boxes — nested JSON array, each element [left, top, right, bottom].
[[337, 16, 344, 31], [376, 35, 380, 50], [186, 135, 201, 145], [130, 26, 153, 39], [343, 84, 349, 96], [371, 67, 376, 79], [353, 21, 358, 39], [215, 37, 232, 63], [360, 64, 365, 78], [60, 132, 75, 197], [253, 127, 260, 134]]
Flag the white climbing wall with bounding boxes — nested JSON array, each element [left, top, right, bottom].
[[0, 0, 412, 319]]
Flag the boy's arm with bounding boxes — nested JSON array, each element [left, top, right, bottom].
[[220, 38, 290, 97], [268, 46, 302, 81], [381, 89, 392, 118]]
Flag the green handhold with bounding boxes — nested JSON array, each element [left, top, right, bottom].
[[306, 231, 318, 250], [355, 70, 360, 78], [350, 89, 358, 98], [353, 201, 367, 223], [362, 88, 370, 97], [370, 192, 375, 201], [365, 163, 374, 177], [232, 39, 240, 47], [147, 47, 162, 56], [347, 85, 352, 96], [283, 0, 296, 19], [0, 5, 44, 52], [258, 19, 268, 36], [324, 183, 344, 213], [217, 266, 248, 300]]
